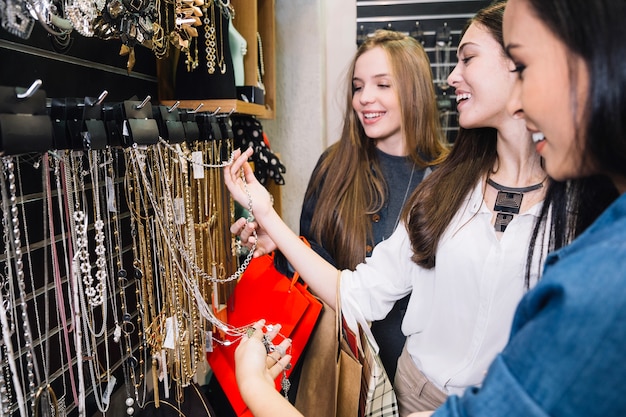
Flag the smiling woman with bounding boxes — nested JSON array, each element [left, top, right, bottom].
[[290, 29, 449, 386], [424, 0, 626, 415], [504, 0, 591, 181]]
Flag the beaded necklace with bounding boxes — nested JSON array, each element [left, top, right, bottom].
[[4, 157, 42, 407], [17, 156, 60, 416], [0, 157, 32, 417]]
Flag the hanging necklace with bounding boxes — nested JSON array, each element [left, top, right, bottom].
[[1, 157, 37, 417], [256, 32, 265, 91], [487, 177, 545, 232], [393, 163, 415, 231]]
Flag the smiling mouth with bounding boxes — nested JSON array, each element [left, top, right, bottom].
[[363, 112, 385, 119], [456, 93, 471, 103], [532, 132, 545, 143]]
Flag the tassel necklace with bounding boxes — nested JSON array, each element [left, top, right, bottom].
[[487, 177, 545, 232]]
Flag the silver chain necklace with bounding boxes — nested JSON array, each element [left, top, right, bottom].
[[393, 163, 416, 231]]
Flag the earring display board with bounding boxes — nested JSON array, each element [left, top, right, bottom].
[[356, 0, 493, 142]]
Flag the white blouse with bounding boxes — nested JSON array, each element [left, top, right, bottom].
[[340, 180, 547, 396]]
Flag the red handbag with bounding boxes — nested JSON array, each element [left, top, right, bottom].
[[207, 242, 323, 416]]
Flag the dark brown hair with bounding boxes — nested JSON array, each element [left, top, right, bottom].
[[403, 2, 506, 268]]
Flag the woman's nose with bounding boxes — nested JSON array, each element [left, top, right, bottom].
[[359, 84, 376, 104], [507, 78, 524, 119], [447, 62, 461, 87]]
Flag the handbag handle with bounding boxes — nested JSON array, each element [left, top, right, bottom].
[[336, 270, 342, 343], [287, 236, 312, 291], [335, 270, 361, 359]]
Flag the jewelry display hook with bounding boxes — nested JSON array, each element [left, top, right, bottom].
[[0, 80, 53, 155], [16, 79, 42, 99], [167, 101, 181, 113], [94, 90, 108, 106], [83, 90, 108, 108], [216, 108, 235, 118], [134, 95, 152, 110], [189, 103, 204, 113], [411, 21, 425, 45]]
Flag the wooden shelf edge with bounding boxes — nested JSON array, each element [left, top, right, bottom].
[[160, 99, 274, 119]]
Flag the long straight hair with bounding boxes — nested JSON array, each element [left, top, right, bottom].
[[306, 30, 449, 270], [403, 2, 506, 269]]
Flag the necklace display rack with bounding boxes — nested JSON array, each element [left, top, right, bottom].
[[0, 80, 264, 417]]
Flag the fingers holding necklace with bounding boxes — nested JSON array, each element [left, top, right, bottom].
[[242, 320, 292, 378], [224, 147, 257, 211], [230, 218, 258, 246], [224, 148, 248, 196], [265, 335, 291, 365], [229, 147, 253, 180]]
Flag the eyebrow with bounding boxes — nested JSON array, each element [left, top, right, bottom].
[[353, 73, 391, 82], [457, 41, 477, 56]]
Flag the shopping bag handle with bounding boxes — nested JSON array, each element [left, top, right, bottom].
[[287, 236, 311, 291]]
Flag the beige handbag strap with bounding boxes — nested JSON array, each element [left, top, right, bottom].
[[335, 270, 343, 343]]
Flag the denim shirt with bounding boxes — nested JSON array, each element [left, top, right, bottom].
[[434, 191, 626, 417]]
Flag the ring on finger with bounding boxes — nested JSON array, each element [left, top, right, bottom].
[[276, 361, 292, 371], [275, 345, 286, 357]]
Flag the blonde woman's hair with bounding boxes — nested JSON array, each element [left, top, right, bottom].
[[306, 29, 448, 270]]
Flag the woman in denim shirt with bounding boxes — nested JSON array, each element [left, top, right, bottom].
[[418, 0, 626, 415]]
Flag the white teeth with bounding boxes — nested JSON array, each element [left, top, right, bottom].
[[455, 93, 472, 103], [364, 112, 384, 119], [532, 132, 545, 143]]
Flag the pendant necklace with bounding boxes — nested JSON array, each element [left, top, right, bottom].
[[393, 163, 416, 231], [487, 177, 544, 232]]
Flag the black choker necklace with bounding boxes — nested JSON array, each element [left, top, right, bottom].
[[487, 177, 544, 232]]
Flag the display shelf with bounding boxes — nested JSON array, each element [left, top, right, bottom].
[[158, 0, 276, 119], [230, 0, 276, 118], [160, 99, 273, 118]]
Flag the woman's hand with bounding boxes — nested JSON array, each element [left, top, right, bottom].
[[235, 320, 293, 408], [230, 217, 278, 257], [224, 147, 275, 223]]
